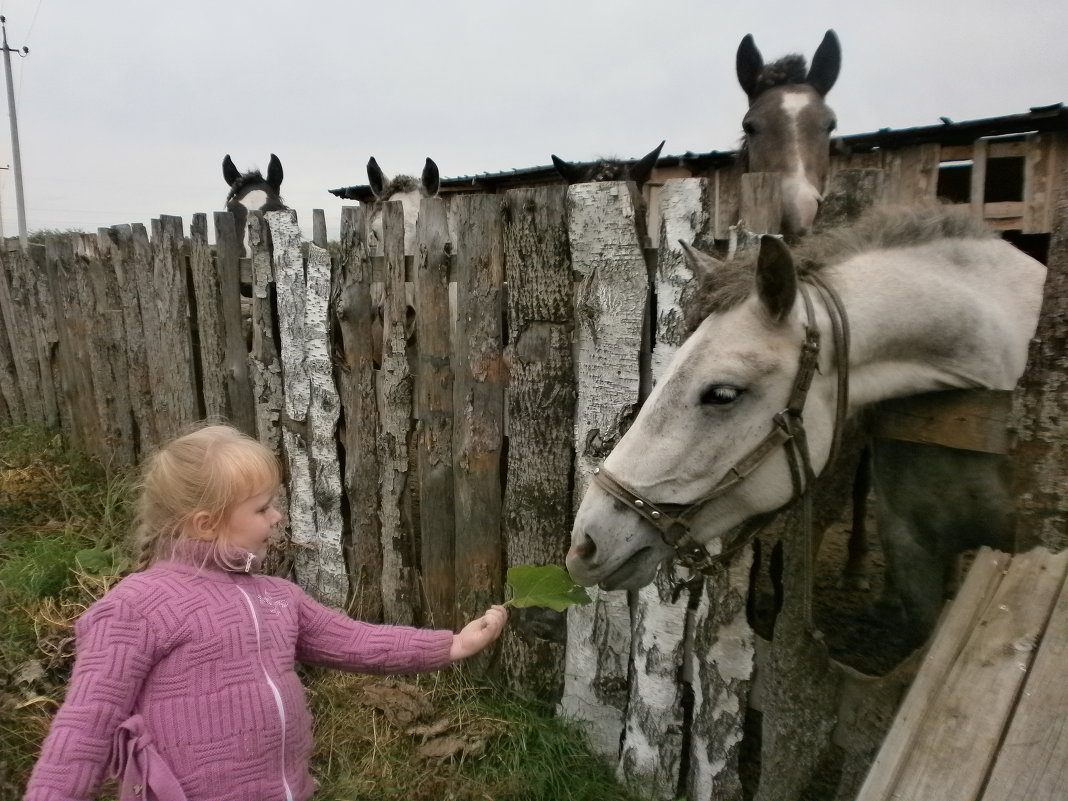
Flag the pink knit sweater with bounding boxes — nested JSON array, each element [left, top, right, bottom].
[[23, 541, 455, 801]]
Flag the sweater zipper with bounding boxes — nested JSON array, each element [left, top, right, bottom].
[[236, 583, 295, 801]]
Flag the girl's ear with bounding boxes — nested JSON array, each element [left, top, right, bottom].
[[190, 510, 217, 540]]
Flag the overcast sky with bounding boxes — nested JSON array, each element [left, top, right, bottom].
[[1, 0, 1065, 241]]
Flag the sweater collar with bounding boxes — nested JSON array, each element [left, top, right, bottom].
[[153, 538, 264, 580]]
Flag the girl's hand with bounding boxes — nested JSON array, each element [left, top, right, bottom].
[[450, 605, 508, 660]]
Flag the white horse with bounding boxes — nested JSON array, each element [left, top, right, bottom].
[[566, 206, 1045, 640], [737, 31, 841, 236], [222, 153, 287, 257]]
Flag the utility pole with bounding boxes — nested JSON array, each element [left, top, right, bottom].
[[1, 17, 28, 250]]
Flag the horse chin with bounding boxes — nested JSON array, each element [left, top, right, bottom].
[[594, 547, 664, 591]]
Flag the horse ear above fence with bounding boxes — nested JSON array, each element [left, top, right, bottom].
[[222, 154, 240, 186], [422, 158, 440, 195], [367, 156, 387, 198], [679, 240, 723, 283], [629, 140, 665, 186], [266, 154, 284, 193], [736, 33, 765, 99], [755, 234, 797, 322], [807, 29, 841, 96]]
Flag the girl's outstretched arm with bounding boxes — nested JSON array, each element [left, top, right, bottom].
[[449, 606, 508, 661]]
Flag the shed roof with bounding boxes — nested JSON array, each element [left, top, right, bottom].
[[327, 103, 1068, 202]]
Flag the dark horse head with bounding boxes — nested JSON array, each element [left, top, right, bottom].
[[551, 140, 665, 186], [736, 31, 841, 236], [223, 153, 287, 256]]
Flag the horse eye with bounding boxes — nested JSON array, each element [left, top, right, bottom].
[[743, 121, 757, 136], [700, 385, 743, 406]]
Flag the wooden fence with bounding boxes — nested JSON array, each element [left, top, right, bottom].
[[1, 158, 1066, 801]]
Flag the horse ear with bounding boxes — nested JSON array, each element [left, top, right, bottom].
[[551, 154, 583, 185], [367, 157, 387, 199], [807, 30, 841, 96], [680, 240, 723, 283], [266, 154, 283, 192], [756, 235, 797, 323], [422, 158, 440, 196], [736, 34, 764, 99], [629, 140, 665, 186], [223, 155, 240, 186]]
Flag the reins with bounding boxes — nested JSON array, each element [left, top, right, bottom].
[[592, 267, 850, 621]]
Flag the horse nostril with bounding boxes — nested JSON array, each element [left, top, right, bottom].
[[572, 535, 596, 560]]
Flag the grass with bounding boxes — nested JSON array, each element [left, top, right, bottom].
[[0, 425, 637, 801]]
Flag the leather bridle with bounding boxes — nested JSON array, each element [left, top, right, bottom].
[[591, 267, 850, 584]]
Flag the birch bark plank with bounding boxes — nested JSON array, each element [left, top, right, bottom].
[[268, 209, 319, 600], [560, 181, 647, 761], [500, 186, 574, 698], [304, 241, 347, 607], [336, 205, 383, 621], [451, 194, 505, 626]]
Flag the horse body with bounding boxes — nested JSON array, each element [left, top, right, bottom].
[[737, 31, 841, 236], [566, 208, 1045, 638], [222, 153, 286, 256]]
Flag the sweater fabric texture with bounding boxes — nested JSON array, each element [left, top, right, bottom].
[[23, 541, 455, 801]]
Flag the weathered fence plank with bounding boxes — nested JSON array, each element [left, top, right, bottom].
[[413, 197, 455, 629], [740, 173, 784, 236], [451, 194, 506, 626], [336, 206, 383, 621], [189, 214, 227, 422], [146, 216, 197, 442], [214, 212, 256, 436], [500, 185, 574, 698], [74, 233, 136, 464], [44, 235, 105, 455], [0, 247, 35, 424], [377, 201, 418, 624], [101, 226, 157, 455], [246, 211, 290, 575], [561, 181, 648, 760]]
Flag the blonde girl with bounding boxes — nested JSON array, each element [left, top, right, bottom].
[[24, 424, 506, 801]]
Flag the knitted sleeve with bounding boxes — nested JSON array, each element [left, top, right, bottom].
[[23, 595, 164, 801], [295, 591, 454, 674]]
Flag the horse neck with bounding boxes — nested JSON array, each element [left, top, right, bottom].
[[825, 241, 1043, 410]]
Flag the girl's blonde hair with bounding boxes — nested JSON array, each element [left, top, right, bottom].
[[134, 423, 281, 570]]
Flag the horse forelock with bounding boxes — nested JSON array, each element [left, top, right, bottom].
[[682, 205, 997, 334], [753, 55, 809, 96], [378, 174, 425, 200], [226, 169, 285, 209]]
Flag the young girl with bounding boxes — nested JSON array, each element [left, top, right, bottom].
[[23, 424, 507, 801]]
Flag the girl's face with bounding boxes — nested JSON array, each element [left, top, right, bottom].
[[219, 489, 282, 558]]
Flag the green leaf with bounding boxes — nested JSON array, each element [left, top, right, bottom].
[[505, 565, 592, 612], [75, 547, 128, 576]]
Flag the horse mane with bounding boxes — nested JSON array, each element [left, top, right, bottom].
[[683, 205, 997, 333], [753, 55, 809, 96]]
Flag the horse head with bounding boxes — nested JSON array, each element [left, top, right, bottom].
[[223, 153, 287, 256], [550, 141, 665, 186], [737, 31, 841, 237], [365, 156, 440, 253], [566, 235, 840, 590]]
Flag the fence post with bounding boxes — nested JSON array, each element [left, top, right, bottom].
[[500, 185, 575, 698], [451, 194, 506, 630]]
